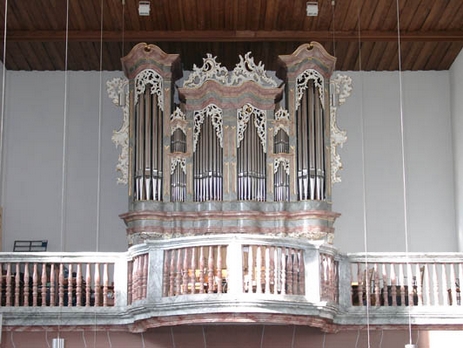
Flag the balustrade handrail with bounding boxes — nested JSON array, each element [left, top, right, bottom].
[[347, 252, 463, 263]]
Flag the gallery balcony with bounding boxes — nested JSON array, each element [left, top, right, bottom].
[[0, 236, 462, 333]]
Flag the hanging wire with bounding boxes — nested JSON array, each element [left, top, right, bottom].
[[356, 0, 371, 346], [330, 0, 336, 57], [395, 0, 413, 346], [57, 0, 71, 343], [0, 0, 8, 207], [60, 0, 70, 252], [121, 0, 125, 58], [95, 0, 105, 252]]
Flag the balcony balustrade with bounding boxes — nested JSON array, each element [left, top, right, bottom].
[[0, 239, 462, 332]]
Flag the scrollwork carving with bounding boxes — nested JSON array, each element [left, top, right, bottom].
[[170, 157, 186, 175], [330, 73, 352, 184], [274, 108, 290, 136], [237, 104, 266, 152], [106, 77, 129, 185], [183, 54, 229, 88], [134, 69, 164, 111], [170, 107, 187, 135], [193, 104, 223, 152], [183, 52, 278, 88], [296, 69, 324, 110], [230, 52, 278, 87], [274, 157, 290, 176]]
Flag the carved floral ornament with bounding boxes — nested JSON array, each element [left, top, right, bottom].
[[134, 69, 164, 111], [183, 52, 278, 88], [107, 56, 352, 186], [193, 104, 224, 152], [237, 104, 267, 152]]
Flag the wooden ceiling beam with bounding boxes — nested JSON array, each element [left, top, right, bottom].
[[4, 30, 463, 42]]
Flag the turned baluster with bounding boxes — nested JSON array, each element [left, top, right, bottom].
[[32, 263, 38, 307], [280, 248, 286, 295], [175, 249, 182, 296], [406, 263, 414, 306], [23, 263, 30, 306], [14, 263, 21, 306], [76, 264, 82, 307], [431, 263, 439, 305], [255, 246, 262, 294], [163, 251, 170, 296], [423, 264, 431, 305], [103, 263, 109, 306], [5, 264, 11, 306], [207, 246, 214, 293], [415, 264, 423, 306], [58, 264, 64, 307], [94, 263, 101, 307], [50, 264, 56, 307], [246, 246, 254, 293], [269, 247, 275, 294], [299, 251, 305, 296], [390, 264, 397, 306], [398, 264, 405, 306], [85, 264, 91, 307], [216, 246, 223, 294], [168, 251, 175, 296], [143, 255, 148, 299], [199, 247, 205, 294], [441, 263, 449, 306], [449, 264, 457, 306], [265, 247, 271, 294], [41, 263, 47, 307], [182, 248, 189, 295], [287, 248, 294, 295], [67, 264, 73, 307], [190, 247, 196, 294], [127, 261, 133, 304]]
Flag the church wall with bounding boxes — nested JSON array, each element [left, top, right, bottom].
[[450, 50, 463, 252]]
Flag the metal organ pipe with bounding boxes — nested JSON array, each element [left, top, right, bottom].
[[193, 112, 223, 202], [297, 78, 325, 201], [134, 86, 163, 201]]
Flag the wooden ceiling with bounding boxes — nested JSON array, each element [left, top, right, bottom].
[[0, 0, 462, 72]]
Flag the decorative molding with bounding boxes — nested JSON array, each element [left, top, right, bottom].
[[134, 69, 164, 111], [237, 104, 266, 152], [193, 104, 224, 152], [106, 77, 129, 185], [183, 52, 278, 88], [330, 73, 352, 185], [296, 69, 324, 110]]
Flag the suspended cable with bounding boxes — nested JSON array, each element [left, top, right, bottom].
[[395, 0, 413, 347], [0, 0, 8, 207], [60, 0, 70, 253], [331, 0, 336, 57], [356, 0, 371, 346], [95, 0, 105, 252]]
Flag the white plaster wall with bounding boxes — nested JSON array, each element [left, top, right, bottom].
[[0, 69, 458, 253], [450, 50, 463, 252], [332, 71, 456, 252], [2, 71, 127, 252]]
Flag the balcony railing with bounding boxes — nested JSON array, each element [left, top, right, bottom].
[[0, 239, 462, 331]]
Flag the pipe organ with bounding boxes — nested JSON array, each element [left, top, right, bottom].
[[118, 42, 347, 245]]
